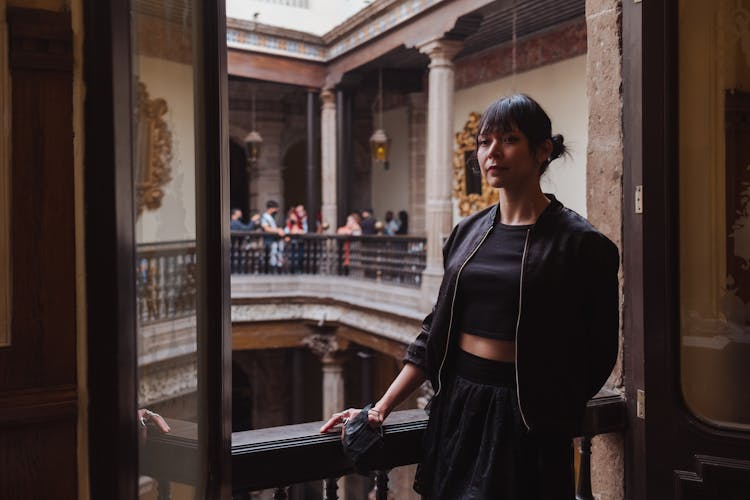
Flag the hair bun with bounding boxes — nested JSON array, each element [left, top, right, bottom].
[[549, 134, 566, 161]]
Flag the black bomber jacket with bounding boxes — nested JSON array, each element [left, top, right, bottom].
[[404, 195, 620, 437]]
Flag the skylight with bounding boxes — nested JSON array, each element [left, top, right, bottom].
[[226, 0, 373, 36]]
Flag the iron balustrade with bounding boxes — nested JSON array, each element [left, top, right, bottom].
[[134, 233, 425, 326], [140, 391, 625, 499], [136, 240, 197, 325], [230, 231, 427, 287]]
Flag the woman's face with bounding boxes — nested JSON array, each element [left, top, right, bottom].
[[476, 125, 548, 191]]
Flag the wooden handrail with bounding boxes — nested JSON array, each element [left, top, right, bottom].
[[140, 391, 625, 497]]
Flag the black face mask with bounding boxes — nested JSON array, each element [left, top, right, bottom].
[[341, 403, 384, 474]]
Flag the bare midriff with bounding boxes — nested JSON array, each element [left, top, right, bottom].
[[458, 332, 516, 363]]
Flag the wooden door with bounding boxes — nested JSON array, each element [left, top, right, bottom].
[[0, 7, 77, 499], [628, 1, 750, 498]]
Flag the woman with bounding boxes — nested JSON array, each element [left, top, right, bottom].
[[336, 213, 363, 275], [321, 94, 619, 499], [336, 212, 362, 236]]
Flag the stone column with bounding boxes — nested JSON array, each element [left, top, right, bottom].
[[418, 38, 463, 300], [302, 332, 348, 419], [408, 92, 427, 237], [303, 332, 348, 498], [320, 89, 337, 232], [586, 1, 624, 499]]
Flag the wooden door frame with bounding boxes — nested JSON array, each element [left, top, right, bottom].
[[621, 0, 645, 498], [625, 1, 750, 498], [83, 0, 231, 497]]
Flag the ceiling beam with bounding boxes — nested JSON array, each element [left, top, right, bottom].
[[228, 49, 326, 88]]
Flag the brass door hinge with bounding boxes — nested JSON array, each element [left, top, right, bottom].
[[637, 389, 646, 419], [635, 185, 643, 214]]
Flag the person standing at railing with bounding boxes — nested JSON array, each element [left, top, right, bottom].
[[322, 94, 619, 500], [395, 210, 409, 235], [230, 208, 252, 231], [383, 210, 400, 236], [285, 204, 308, 273], [261, 200, 286, 274], [336, 213, 362, 275], [359, 208, 377, 235]]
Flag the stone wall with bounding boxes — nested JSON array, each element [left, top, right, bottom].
[[585, 0, 624, 499]]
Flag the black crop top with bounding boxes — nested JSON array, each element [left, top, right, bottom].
[[456, 222, 531, 341]]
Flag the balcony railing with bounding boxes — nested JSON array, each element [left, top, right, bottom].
[[141, 390, 625, 499], [230, 232, 427, 287], [136, 240, 197, 325], [134, 233, 425, 325]]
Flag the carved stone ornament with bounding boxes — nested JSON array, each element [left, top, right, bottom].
[[452, 111, 499, 216], [302, 333, 345, 362], [135, 81, 172, 217]]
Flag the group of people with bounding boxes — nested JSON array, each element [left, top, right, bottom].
[[230, 201, 309, 236], [231, 203, 410, 238], [336, 209, 409, 236]]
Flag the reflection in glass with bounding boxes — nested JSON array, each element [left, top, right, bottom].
[[679, 0, 750, 430], [133, 0, 200, 497]]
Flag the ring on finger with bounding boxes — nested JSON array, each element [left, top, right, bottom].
[[342, 416, 350, 425]]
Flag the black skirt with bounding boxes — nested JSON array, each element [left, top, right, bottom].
[[414, 349, 575, 499]]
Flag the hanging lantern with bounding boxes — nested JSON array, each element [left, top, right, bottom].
[[370, 128, 390, 169], [370, 67, 390, 169], [244, 130, 263, 164], [244, 90, 263, 165]]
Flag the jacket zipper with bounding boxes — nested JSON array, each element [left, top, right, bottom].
[[432, 223, 495, 401], [514, 228, 532, 430]]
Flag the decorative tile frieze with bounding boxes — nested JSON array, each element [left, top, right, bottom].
[[227, 26, 327, 62], [328, 0, 443, 59], [227, 0, 444, 62]]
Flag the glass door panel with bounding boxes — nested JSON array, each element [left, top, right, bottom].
[[133, 0, 201, 497], [679, 0, 750, 430]]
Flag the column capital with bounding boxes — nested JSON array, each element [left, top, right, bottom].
[[320, 88, 336, 107], [302, 333, 348, 364], [417, 38, 463, 67]]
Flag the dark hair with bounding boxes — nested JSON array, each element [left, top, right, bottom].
[[266, 199, 279, 209], [231, 208, 242, 217], [476, 94, 567, 176], [395, 210, 408, 235]]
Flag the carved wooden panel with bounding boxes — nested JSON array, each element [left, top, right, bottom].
[[0, 7, 76, 499], [675, 455, 750, 499]]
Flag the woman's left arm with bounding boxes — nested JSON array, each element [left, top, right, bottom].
[[582, 232, 620, 398]]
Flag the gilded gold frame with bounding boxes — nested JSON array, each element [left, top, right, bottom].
[[453, 111, 498, 216], [135, 81, 172, 216]]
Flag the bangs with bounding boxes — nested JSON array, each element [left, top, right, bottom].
[[477, 99, 518, 137], [476, 94, 551, 147]]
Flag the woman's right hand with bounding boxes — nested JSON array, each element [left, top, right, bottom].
[[319, 407, 385, 433]]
